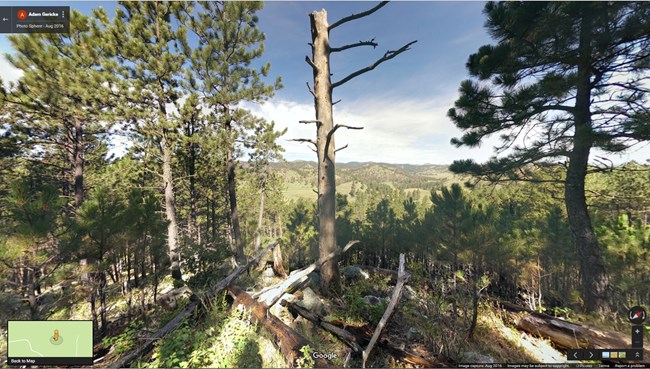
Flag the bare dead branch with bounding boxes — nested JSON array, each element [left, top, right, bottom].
[[306, 82, 316, 98], [299, 120, 322, 125], [362, 253, 410, 367], [330, 38, 378, 53], [289, 138, 317, 146], [324, 124, 364, 162], [333, 99, 342, 105], [332, 40, 417, 89], [305, 56, 318, 71], [335, 144, 349, 153], [289, 138, 318, 153], [329, 1, 389, 31]]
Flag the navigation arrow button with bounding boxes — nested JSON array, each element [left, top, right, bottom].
[[567, 350, 582, 360], [589, 351, 594, 359]]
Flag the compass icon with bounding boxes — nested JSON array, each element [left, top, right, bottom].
[[628, 306, 647, 324]]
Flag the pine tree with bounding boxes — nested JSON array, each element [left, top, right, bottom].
[[428, 184, 473, 266], [4, 10, 116, 211], [101, 1, 188, 280], [180, 1, 281, 264], [447, 2, 650, 313], [77, 185, 126, 336], [246, 119, 286, 252], [363, 198, 398, 268], [2, 178, 64, 319]]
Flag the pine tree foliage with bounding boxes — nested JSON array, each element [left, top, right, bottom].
[[448, 1, 650, 313], [178, 1, 282, 264], [449, 2, 650, 178], [4, 10, 117, 210]]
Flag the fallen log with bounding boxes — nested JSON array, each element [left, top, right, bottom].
[[155, 285, 193, 310], [111, 241, 276, 368], [229, 285, 329, 368], [258, 240, 359, 307], [283, 301, 438, 368], [282, 299, 364, 353], [492, 298, 650, 360], [362, 253, 409, 368]]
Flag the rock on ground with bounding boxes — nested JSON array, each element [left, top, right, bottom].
[[342, 266, 369, 282], [297, 287, 327, 316]]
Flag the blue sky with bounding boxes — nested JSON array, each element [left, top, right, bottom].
[[2, 1, 649, 165]]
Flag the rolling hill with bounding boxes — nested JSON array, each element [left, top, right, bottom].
[[270, 161, 461, 201]]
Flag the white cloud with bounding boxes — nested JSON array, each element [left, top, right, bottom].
[[243, 90, 650, 165], [243, 95, 499, 164], [0, 57, 23, 89]]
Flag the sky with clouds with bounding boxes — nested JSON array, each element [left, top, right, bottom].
[[2, 1, 649, 165]]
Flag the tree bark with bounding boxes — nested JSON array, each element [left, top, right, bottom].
[[226, 120, 245, 264], [362, 254, 409, 368], [283, 301, 439, 368], [310, 9, 339, 295], [229, 285, 330, 368], [73, 117, 84, 209], [256, 240, 358, 308], [254, 167, 267, 253], [272, 243, 287, 277], [187, 128, 198, 244], [161, 131, 182, 281], [565, 7, 609, 314]]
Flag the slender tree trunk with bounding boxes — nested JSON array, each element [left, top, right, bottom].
[[254, 167, 267, 253], [27, 270, 38, 320], [90, 290, 98, 336], [73, 117, 85, 209], [210, 198, 217, 243], [310, 9, 339, 294], [161, 131, 182, 281], [225, 121, 245, 264], [140, 238, 147, 281], [565, 8, 609, 314], [99, 271, 107, 337], [187, 126, 198, 243]]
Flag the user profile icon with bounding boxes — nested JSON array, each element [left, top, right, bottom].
[[17, 9, 27, 20]]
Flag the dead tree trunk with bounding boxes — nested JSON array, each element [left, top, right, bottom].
[[272, 243, 287, 277], [283, 301, 438, 368], [283, 300, 364, 353], [308, 9, 339, 295], [493, 299, 650, 359], [161, 130, 182, 281], [229, 285, 329, 368], [362, 253, 409, 368], [303, 3, 416, 294], [256, 240, 359, 307]]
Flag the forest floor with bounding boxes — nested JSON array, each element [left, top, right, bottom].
[[0, 261, 633, 368]]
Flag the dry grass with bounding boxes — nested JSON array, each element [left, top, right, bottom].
[[471, 303, 565, 363]]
